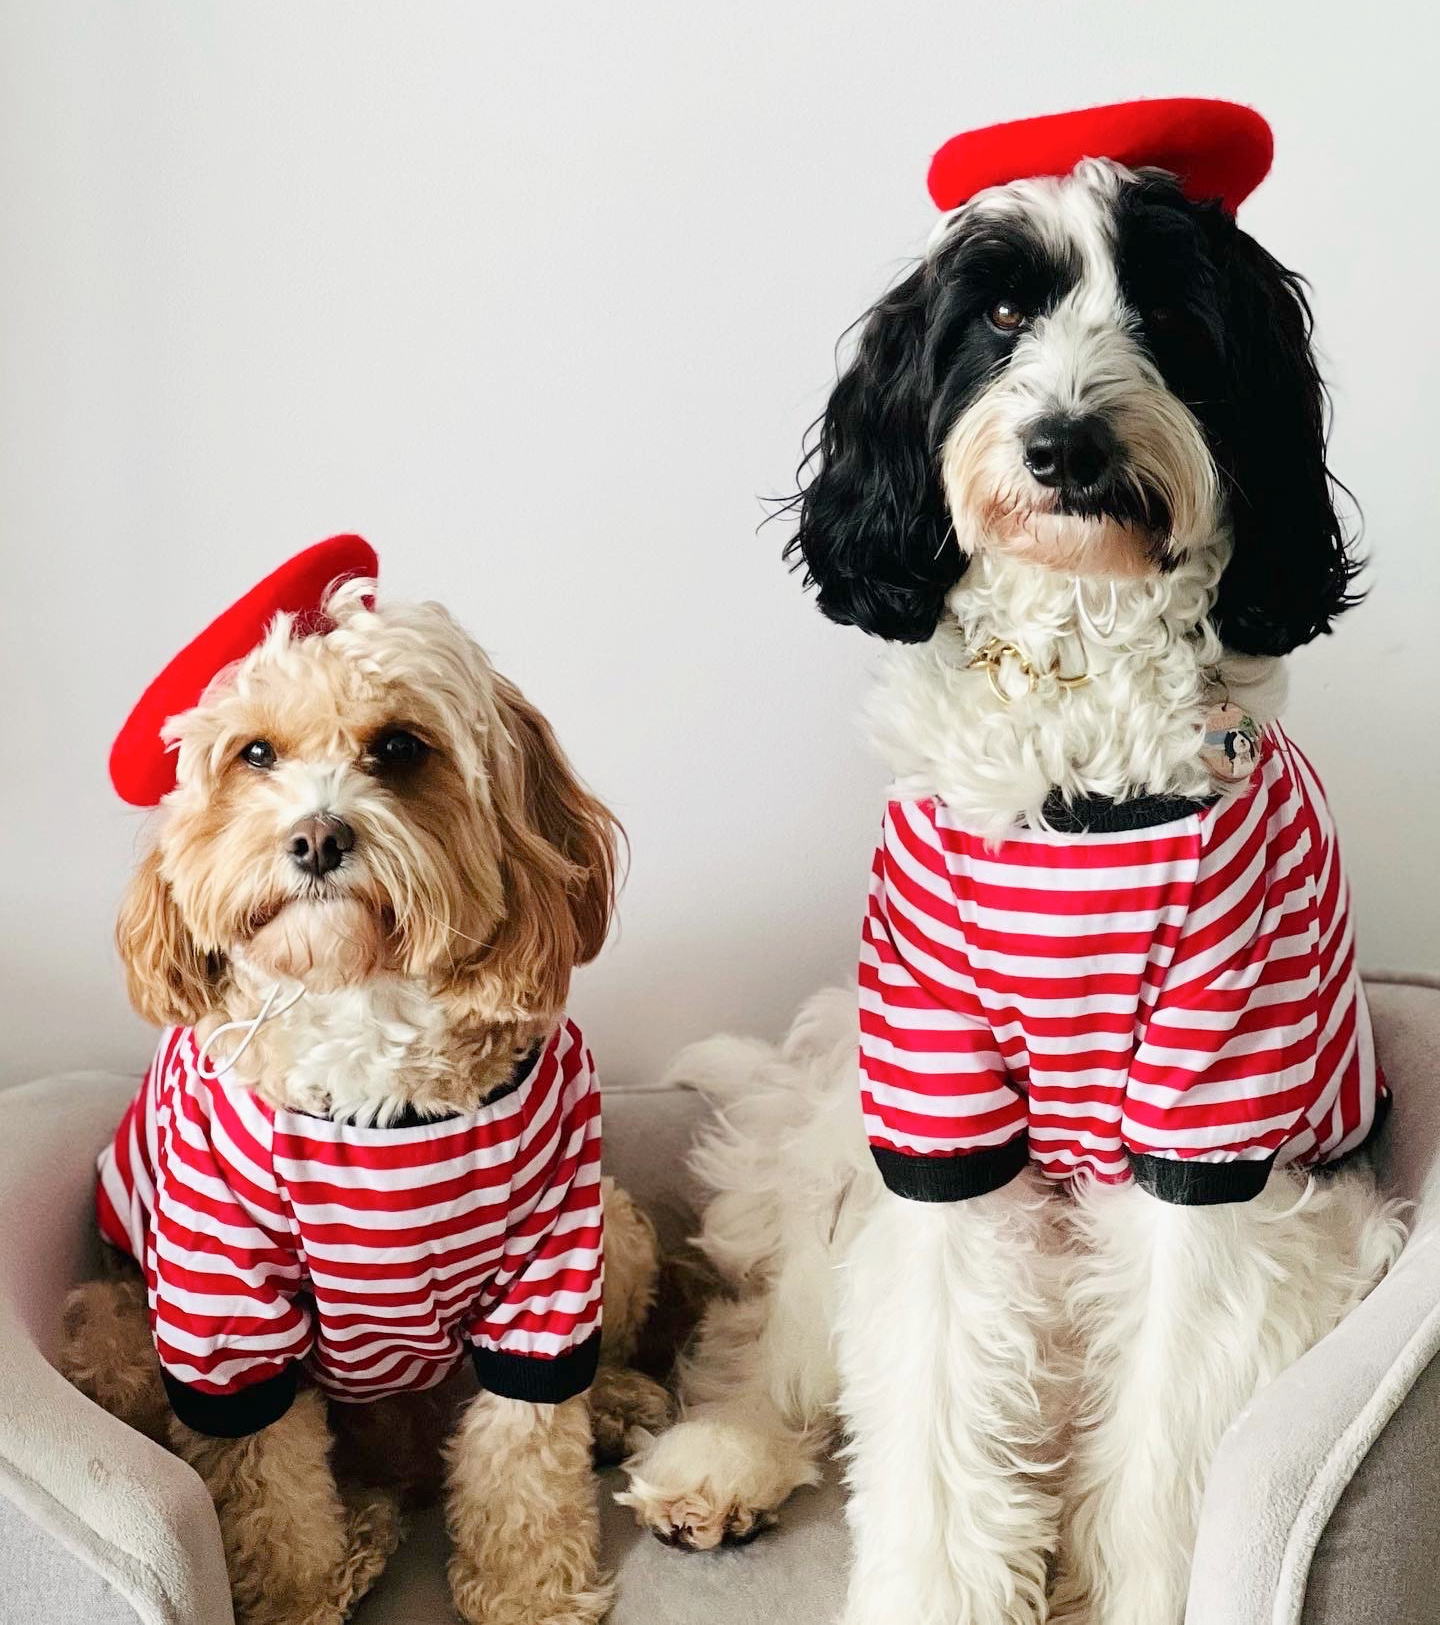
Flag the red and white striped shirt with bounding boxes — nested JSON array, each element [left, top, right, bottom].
[[860, 727, 1385, 1205], [97, 1018, 603, 1435]]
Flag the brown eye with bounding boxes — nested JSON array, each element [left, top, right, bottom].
[[367, 728, 430, 772], [989, 300, 1027, 333], [240, 739, 276, 769]]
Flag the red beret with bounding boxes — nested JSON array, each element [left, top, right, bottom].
[[928, 98, 1273, 216], [110, 535, 379, 807]]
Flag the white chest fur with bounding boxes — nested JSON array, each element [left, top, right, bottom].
[[868, 546, 1286, 835], [244, 974, 458, 1125]]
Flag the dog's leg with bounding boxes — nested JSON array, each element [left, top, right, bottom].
[[837, 1172, 1063, 1625], [1054, 1167, 1404, 1625], [63, 1276, 394, 1621], [589, 1178, 674, 1463], [332, 1485, 405, 1616], [598, 1178, 660, 1365], [446, 1391, 608, 1625], [617, 1279, 831, 1549], [168, 1388, 354, 1625], [621, 1003, 864, 1549], [588, 1363, 674, 1465], [59, 1274, 169, 1443]]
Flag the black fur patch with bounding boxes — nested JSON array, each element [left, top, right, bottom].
[[1114, 175, 1360, 656], [783, 218, 1081, 643], [786, 172, 1360, 654]]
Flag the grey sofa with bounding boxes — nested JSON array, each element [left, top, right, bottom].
[[3, 974, 1440, 1625]]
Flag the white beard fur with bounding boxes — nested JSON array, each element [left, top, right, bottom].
[[871, 537, 1286, 836]]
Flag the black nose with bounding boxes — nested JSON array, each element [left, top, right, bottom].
[[288, 815, 355, 878], [1022, 413, 1118, 491]]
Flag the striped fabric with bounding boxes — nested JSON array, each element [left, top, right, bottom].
[[860, 726, 1383, 1205], [97, 1018, 603, 1433]]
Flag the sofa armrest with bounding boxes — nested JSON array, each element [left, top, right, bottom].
[[0, 1073, 233, 1625], [1187, 1214, 1440, 1625], [1188, 977, 1440, 1625]]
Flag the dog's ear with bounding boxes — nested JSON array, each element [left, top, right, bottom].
[[785, 263, 964, 643], [115, 845, 221, 1026], [448, 676, 621, 1026], [1210, 226, 1361, 656]]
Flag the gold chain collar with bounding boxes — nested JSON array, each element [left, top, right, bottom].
[[965, 638, 1091, 703]]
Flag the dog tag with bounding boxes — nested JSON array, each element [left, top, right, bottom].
[[1200, 701, 1262, 784]]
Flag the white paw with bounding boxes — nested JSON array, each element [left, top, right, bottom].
[[616, 1413, 817, 1552]]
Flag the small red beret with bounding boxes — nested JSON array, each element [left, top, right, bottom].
[[928, 98, 1273, 216], [109, 534, 379, 807]]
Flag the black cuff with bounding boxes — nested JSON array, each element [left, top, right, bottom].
[[871, 1137, 1028, 1203], [161, 1364, 297, 1438], [471, 1329, 601, 1404], [1128, 1151, 1275, 1206]]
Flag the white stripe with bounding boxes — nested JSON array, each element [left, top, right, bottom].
[[954, 850, 1198, 894], [478, 1280, 603, 1330], [954, 895, 1191, 939], [275, 1132, 526, 1192], [864, 1076, 1018, 1117], [867, 1119, 1021, 1153], [1028, 1122, 1126, 1155], [1135, 1012, 1318, 1074], [472, 1314, 602, 1362], [858, 982, 990, 1035], [1122, 1107, 1298, 1152], [154, 1311, 306, 1358]]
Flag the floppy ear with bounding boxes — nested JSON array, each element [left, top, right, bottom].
[[1210, 226, 1360, 656], [115, 845, 222, 1026], [451, 677, 621, 1027], [784, 263, 965, 643]]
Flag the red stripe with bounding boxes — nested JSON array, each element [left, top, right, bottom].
[[98, 1020, 605, 1401], [859, 736, 1379, 1186]]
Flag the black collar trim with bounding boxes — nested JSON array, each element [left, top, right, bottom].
[[1039, 788, 1218, 835]]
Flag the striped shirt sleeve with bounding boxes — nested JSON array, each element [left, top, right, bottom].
[[1124, 753, 1323, 1205], [859, 801, 1029, 1201], [150, 1044, 313, 1435], [467, 1027, 604, 1403]]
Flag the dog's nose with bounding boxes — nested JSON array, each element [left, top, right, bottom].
[[1022, 414, 1117, 491], [288, 815, 355, 879]]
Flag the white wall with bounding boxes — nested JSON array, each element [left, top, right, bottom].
[[3, 3, 1436, 1090]]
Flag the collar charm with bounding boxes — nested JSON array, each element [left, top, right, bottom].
[[966, 638, 1089, 702], [1201, 700, 1262, 784]]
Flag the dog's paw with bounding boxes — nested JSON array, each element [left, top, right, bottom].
[[617, 1413, 815, 1552], [588, 1364, 674, 1465], [631, 1486, 777, 1552]]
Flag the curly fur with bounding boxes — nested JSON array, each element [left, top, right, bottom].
[[63, 580, 662, 1625], [628, 156, 1401, 1625]]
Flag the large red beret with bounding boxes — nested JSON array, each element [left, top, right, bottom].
[[928, 98, 1273, 216], [110, 534, 379, 807]]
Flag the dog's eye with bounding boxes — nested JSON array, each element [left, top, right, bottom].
[[988, 300, 1028, 333], [239, 739, 277, 770], [368, 729, 430, 772], [1146, 306, 1176, 331]]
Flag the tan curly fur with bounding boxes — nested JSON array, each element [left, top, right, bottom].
[[60, 578, 665, 1625]]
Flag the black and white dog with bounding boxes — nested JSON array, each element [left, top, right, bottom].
[[620, 143, 1405, 1625]]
